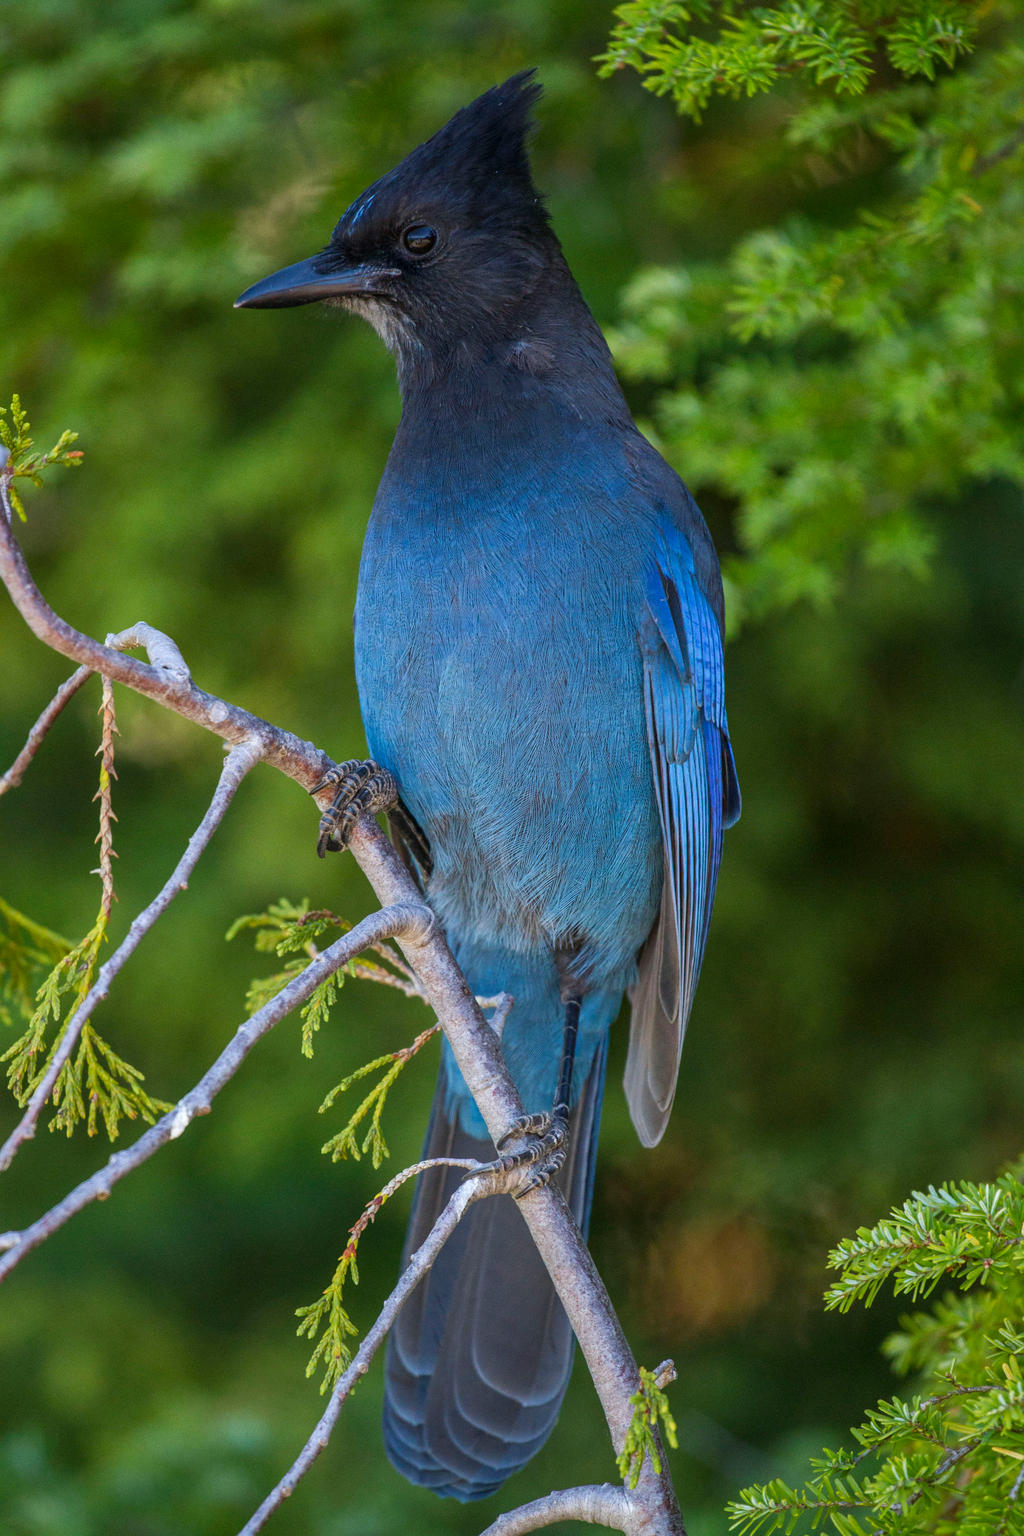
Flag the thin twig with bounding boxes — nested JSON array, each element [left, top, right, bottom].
[[346, 1152, 484, 1250], [366, 938, 420, 988], [347, 958, 423, 997], [0, 664, 92, 795], [0, 742, 261, 1175], [973, 121, 1024, 177], [887, 1435, 982, 1523], [93, 675, 118, 921], [483, 990, 515, 1039], [236, 1171, 496, 1536], [478, 1484, 633, 1535], [298, 907, 423, 997], [927, 1436, 980, 1486], [0, 900, 434, 1275]]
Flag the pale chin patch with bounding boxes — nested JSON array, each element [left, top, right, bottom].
[[334, 293, 418, 358]]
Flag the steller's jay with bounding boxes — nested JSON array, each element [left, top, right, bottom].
[[236, 71, 740, 1502]]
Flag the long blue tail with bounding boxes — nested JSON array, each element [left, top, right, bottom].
[[382, 1035, 607, 1500]]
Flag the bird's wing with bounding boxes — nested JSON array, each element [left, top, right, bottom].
[[625, 521, 740, 1147]]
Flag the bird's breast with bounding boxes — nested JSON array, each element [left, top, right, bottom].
[[354, 478, 662, 975]]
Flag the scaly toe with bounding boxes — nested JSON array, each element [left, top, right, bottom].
[[472, 1114, 569, 1199], [514, 1140, 567, 1197], [314, 759, 399, 857], [495, 1112, 552, 1153]]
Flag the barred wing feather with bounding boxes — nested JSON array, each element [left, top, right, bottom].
[[625, 529, 740, 1147]]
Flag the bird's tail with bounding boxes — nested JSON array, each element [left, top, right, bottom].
[[382, 1036, 607, 1501]]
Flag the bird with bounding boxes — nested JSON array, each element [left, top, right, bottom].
[[236, 71, 740, 1503]]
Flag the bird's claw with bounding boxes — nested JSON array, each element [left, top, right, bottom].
[[488, 1113, 568, 1199], [495, 1112, 553, 1151], [314, 759, 399, 857]]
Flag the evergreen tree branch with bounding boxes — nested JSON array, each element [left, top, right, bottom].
[[0, 739, 260, 1173]]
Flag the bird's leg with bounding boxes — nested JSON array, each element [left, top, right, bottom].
[[492, 995, 581, 1198], [552, 991, 580, 1126], [313, 758, 401, 857], [388, 799, 434, 879]]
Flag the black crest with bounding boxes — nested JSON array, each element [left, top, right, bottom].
[[412, 69, 542, 197], [341, 70, 549, 237]]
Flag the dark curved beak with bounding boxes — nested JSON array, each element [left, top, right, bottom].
[[234, 253, 399, 309]]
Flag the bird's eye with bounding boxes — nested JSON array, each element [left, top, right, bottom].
[[402, 224, 437, 255]]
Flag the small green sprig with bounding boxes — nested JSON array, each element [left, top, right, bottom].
[[296, 1165, 422, 1393], [318, 1022, 440, 1169], [0, 394, 82, 520], [0, 898, 70, 1029], [825, 1174, 1024, 1313], [49, 1003, 171, 1139], [617, 1362, 679, 1488], [228, 897, 420, 1057], [295, 1245, 361, 1395], [2, 684, 169, 1138]]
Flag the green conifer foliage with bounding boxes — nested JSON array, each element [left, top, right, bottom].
[[729, 1167, 1024, 1534], [601, 0, 1024, 627]]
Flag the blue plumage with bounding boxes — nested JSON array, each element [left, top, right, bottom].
[[237, 70, 739, 1502]]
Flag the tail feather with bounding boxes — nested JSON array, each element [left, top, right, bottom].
[[382, 1040, 607, 1500]]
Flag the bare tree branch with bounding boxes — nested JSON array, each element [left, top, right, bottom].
[[479, 1484, 634, 1535], [0, 740, 261, 1174], [0, 664, 92, 795], [1, 502, 685, 1533], [0, 900, 434, 1277]]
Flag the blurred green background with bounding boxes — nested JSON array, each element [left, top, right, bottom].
[[1, 2, 1022, 1533]]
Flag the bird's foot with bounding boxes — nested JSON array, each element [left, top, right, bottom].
[[495, 1112, 553, 1150], [488, 1112, 568, 1199], [314, 759, 399, 857]]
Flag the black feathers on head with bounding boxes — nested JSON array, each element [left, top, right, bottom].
[[334, 70, 549, 244], [411, 69, 544, 210]]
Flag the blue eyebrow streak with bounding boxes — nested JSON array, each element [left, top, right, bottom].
[[348, 191, 376, 228]]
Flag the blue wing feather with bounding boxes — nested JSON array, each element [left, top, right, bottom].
[[625, 523, 739, 1146]]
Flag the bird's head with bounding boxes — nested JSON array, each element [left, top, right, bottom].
[[235, 71, 562, 373]]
